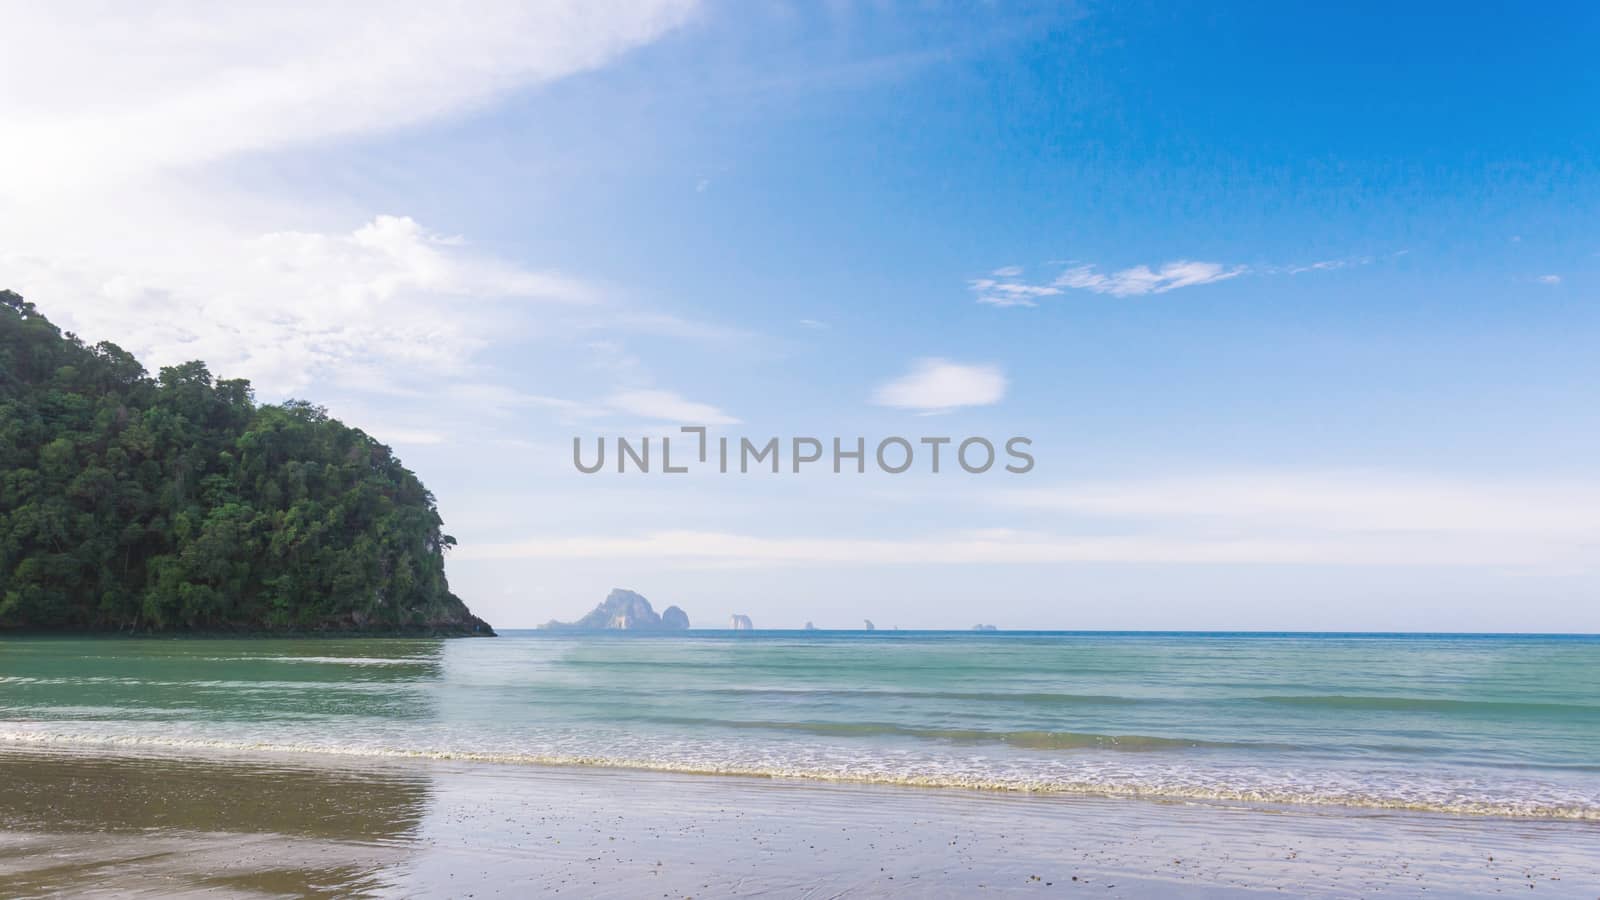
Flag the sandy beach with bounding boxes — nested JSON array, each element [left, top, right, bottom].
[[3, 747, 1596, 898]]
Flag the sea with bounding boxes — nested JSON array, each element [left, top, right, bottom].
[[2, 631, 1597, 819]]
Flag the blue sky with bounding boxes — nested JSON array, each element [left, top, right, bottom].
[[4, 1, 1599, 629]]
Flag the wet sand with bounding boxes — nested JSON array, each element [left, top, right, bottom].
[[1, 748, 1596, 897]]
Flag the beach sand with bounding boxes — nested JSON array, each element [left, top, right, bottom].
[[1, 748, 1596, 898]]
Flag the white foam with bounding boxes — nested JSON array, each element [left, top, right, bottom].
[[2, 727, 1595, 821]]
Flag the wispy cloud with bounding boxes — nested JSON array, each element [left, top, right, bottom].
[[1281, 256, 1373, 274], [968, 277, 1061, 307], [1538, 274, 1562, 285], [606, 389, 740, 425], [1268, 251, 1405, 276], [444, 383, 607, 420], [0, 3, 721, 409], [5, 215, 589, 395], [970, 259, 1244, 306], [1055, 260, 1247, 297], [872, 358, 1007, 413], [0, 2, 701, 195], [971, 252, 1396, 308]]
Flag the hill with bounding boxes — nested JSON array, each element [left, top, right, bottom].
[[0, 290, 492, 635]]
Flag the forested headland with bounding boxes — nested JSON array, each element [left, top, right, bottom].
[[0, 291, 493, 635]]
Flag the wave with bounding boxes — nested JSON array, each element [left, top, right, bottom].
[[1254, 695, 1600, 716], [693, 687, 1145, 706], [2, 728, 1595, 821], [638, 717, 1256, 751]]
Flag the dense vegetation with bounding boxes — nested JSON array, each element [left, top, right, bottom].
[[0, 291, 492, 634]]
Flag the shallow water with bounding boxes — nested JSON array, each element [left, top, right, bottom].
[[3, 631, 1598, 818]]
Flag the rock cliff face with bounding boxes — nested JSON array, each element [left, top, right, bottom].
[[540, 589, 690, 631], [730, 614, 754, 630]]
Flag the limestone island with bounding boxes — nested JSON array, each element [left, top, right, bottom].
[[540, 589, 690, 631]]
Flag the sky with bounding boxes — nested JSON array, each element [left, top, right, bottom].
[[3, 1, 1598, 631]]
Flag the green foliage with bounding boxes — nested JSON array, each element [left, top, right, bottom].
[[0, 290, 490, 633]]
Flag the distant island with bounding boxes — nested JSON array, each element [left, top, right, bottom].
[[0, 292, 492, 636], [729, 613, 754, 630], [972, 624, 998, 631], [540, 589, 689, 631]]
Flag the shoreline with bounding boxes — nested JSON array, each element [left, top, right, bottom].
[[3, 745, 1595, 897], [3, 728, 1595, 822]]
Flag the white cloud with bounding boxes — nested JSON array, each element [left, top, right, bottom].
[[872, 359, 1007, 412], [798, 319, 830, 329], [970, 259, 1246, 306], [4, 215, 589, 395], [1055, 260, 1246, 296], [0, 3, 731, 419], [968, 277, 1061, 308], [0, 1, 700, 195], [971, 250, 1394, 308], [606, 389, 740, 425], [1538, 274, 1562, 285]]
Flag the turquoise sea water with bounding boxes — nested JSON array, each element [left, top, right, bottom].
[[2, 631, 1598, 818]]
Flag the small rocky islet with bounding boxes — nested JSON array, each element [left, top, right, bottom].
[[539, 589, 691, 631]]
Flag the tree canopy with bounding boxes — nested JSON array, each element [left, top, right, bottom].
[[0, 290, 492, 634]]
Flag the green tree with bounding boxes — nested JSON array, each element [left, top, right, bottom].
[[0, 292, 492, 635]]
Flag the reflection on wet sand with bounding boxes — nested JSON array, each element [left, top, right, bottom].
[[4, 747, 1599, 898], [0, 750, 428, 898]]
